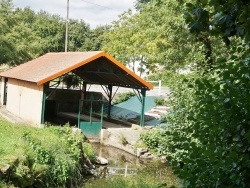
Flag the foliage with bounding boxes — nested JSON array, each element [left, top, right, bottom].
[[0, 0, 108, 66], [113, 91, 135, 105], [143, 43, 250, 187], [84, 161, 178, 188], [119, 135, 128, 145], [102, 10, 143, 72], [166, 46, 250, 187], [152, 1, 250, 187], [32, 11, 65, 53], [140, 129, 162, 153], [82, 25, 110, 51], [0, 120, 95, 187], [184, 0, 250, 44], [102, 0, 227, 75], [138, 0, 250, 187], [62, 73, 81, 89], [154, 97, 167, 106], [0, 0, 40, 65]]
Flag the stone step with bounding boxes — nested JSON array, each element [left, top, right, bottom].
[[145, 106, 169, 118], [145, 112, 161, 118]]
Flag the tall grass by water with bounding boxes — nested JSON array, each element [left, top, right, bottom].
[[85, 161, 178, 188], [0, 118, 95, 187]]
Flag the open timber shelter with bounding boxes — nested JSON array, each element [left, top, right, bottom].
[[0, 51, 153, 132]]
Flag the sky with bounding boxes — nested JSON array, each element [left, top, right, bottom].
[[12, 0, 136, 29]]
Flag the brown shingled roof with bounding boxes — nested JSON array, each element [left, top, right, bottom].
[[0, 51, 153, 90]]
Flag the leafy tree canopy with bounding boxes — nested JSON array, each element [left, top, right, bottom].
[[0, 0, 107, 66], [141, 0, 250, 187]]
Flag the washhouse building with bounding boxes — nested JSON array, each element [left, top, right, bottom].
[[0, 51, 153, 129]]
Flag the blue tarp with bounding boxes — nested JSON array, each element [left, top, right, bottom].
[[109, 96, 161, 126]]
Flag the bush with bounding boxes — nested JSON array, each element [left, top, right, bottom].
[[148, 46, 250, 187], [113, 91, 135, 105], [154, 97, 167, 106], [140, 128, 170, 156]]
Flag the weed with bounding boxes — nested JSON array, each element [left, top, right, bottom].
[[120, 135, 128, 145], [84, 161, 178, 188], [154, 97, 167, 106], [113, 91, 135, 105]]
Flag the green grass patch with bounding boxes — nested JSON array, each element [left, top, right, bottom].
[[113, 91, 135, 105], [0, 118, 95, 187], [154, 97, 167, 106]]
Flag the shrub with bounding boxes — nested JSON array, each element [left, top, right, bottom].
[[140, 128, 169, 155], [0, 121, 95, 187], [149, 46, 250, 187], [113, 91, 135, 105], [154, 97, 167, 106]]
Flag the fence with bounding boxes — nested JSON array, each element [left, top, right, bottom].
[[107, 164, 138, 177]]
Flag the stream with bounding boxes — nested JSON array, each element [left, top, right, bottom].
[[84, 144, 178, 187], [91, 144, 151, 177]]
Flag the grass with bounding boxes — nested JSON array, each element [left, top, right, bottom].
[[0, 120, 35, 158], [113, 91, 135, 105], [84, 161, 178, 188], [0, 117, 95, 187]]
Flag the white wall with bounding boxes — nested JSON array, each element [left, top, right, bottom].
[[6, 78, 44, 126], [0, 78, 5, 106]]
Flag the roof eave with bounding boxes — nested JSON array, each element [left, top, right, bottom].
[[102, 53, 154, 90]]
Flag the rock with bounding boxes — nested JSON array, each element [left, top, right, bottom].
[[140, 152, 158, 159], [136, 148, 148, 157], [98, 166, 108, 178], [95, 156, 109, 165], [140, 152, 153, 159], [11, 165, 34, 188], [0, 155, 19, 179], [0, 164, 10, 174]]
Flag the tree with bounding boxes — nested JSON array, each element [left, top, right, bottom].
[[0, 0, 40, 65], [68, 19, 91, 51], [102, 0, 229, 78], [67, 19, 108, 52], [83, 25, 110, 51], [184, 0, 250, 44], [32, 11, 65, 53], [134, 0, 152, 11], [102, 10, 144, 74], [141, 0, 250, 187], [1, 0, 109, 65]]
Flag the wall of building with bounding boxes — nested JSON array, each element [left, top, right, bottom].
[[0, 78, 5, 106], [6, 78, 43, 126]]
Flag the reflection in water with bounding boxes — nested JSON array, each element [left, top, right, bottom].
[[84, 145, 178, 187], [91, 144, 151, 177]]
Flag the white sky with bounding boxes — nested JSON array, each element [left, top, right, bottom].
[[12, 0, 136, 29]]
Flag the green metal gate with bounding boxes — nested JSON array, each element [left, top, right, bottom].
[[78, 99, 104, 139]]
